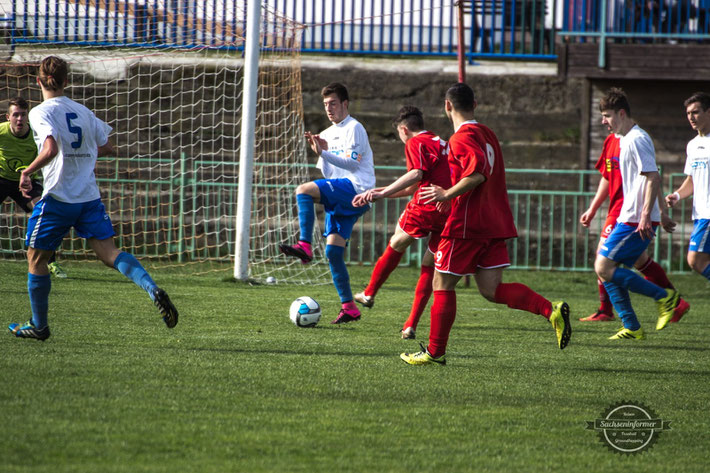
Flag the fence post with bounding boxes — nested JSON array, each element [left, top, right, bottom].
[[598, 1, 608, 68]]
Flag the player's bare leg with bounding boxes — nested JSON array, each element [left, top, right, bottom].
[[355, 227, 414, 309]]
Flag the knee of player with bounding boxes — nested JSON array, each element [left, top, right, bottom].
[[687, 252, 707, 273], [478, 286, 497, 302], [594, 256, 614, 281]]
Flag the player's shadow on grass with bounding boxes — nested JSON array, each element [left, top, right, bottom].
[[582, 342, 708, 352]]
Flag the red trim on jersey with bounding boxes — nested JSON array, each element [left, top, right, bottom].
[[595, 134, 622, 219]]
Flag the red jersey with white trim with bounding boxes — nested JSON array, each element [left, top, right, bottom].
[[441, 121, 517, 240], [595, 133, 623, 220], [406, 131, 451, 212]]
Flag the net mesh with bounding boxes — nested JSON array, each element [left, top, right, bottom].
[[0, 1, 330, 284]]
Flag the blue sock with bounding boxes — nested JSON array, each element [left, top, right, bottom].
[[326, 244, 352, 303], [702, 264, 710, 281], [28, 273, 51, 329], [602, 281, 641, 331], [114, 252, 157, 296], [611, 267, 667, 300], [297, 193, 315, 243]]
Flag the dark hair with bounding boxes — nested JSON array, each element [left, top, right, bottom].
[[38, 56, 69, 91], [8, 97, 29, 112], [321, 82, 349, 103], [445, 83, 475, 113], [684, 92, 710, 111], [392, 105, 424, 131], [599, 87, 631, 115]]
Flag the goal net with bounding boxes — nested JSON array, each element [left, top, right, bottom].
[[0, 0, 331, 284]]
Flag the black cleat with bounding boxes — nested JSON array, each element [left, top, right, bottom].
[[152, 288, 179, 328]]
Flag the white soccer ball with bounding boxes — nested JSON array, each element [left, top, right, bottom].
[[289, 296, 321, 328], [266, 276, 276, 284]]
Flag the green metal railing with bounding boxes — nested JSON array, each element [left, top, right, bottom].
[[0, 164, 695, 272]]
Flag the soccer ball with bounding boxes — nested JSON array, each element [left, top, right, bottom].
[[289, 296, 321, 327]]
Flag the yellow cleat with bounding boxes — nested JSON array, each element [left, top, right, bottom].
[[609, 327, 645, 340], [48, 261, 67, 279], [400, 343, 446, 365], [549, 301, 571, 349], [656, 289, 680, 331]]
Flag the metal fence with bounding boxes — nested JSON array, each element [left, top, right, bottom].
[[2, 0, 560, 60], [0, 165, 696, 273]]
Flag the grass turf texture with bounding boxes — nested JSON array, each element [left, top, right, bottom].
[[1, 260, 709, 473]]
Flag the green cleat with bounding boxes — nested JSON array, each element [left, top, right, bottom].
[[48, 261, 67, 279], [609, 327, 645, 340], [549, 301, 571, 350], [656, 289, 680, 331], [400, 343, 446, 365]]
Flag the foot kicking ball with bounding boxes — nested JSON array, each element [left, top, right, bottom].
[[289, 296, 321, 328]]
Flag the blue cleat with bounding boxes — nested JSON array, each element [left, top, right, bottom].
[[9, 320, 50, 341]]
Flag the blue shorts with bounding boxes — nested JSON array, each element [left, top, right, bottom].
[[598, 222, 655, 267], [26, 195, 115, 250], [689, 219, 710, 253], [315, 178, 370, 239]]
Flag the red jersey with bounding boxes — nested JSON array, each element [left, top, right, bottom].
[[595, 134, 623, 219], [406, 131, 451, 211], [441, 121, 517, 240]]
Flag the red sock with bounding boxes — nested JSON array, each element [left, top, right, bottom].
[[598, 279, 614, 314], [364, 245, 403, 297], [637, 258, 674, 289], [428, 290, 456, 358], [403, 265, 434, 331], [494, 282, 552, 319]]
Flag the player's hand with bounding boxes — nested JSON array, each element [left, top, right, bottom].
[[579, 208, 595, 227], [352, 191, 371, 207], [665, 192, 679, 208], [661, 213, 676, 233], [419, 185, 447, 204], [19, 170, 33, 198], [304, 132, 326, 156], [635, 214, 654, 240], [436, 200, 451, 214]]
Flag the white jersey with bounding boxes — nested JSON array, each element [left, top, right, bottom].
[[684, 134, 710, 220], [617, 125, 661, 224], [29, 96, 112, 203], [316, 115, 375, 193]]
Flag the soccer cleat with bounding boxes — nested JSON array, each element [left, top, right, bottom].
[[8, 320, 50, 341], [330, 306, 361, 324], [353, 291, 374, 308], [48, 261, 67, 279], [400, 327, 416, 339], [656, 289, 680, 331], [609, 327, 645, 340], [669, 298, 690, 324], [579, 310, 614, 322], [152, 288, 179, 328], [400, 343, 446, 365], [278, 241, 313, 264], [549, 301, 571, 350]]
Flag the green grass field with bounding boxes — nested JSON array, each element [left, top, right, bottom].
[[1, 259, 709, 473]]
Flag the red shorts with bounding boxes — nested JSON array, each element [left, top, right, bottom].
[[434, 237, 510, 276], [398, 205, 447, 254], [601, 214, 618, 241]]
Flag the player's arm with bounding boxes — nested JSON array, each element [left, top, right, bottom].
[[666, 176, 694, 207], [352, 170, 421, 207], [97, 139, 114, 157], [580, 177, 610, 227], [419, 172, 485, 204], [19, 136, 58, 197], [637, 170, 662, 239]]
